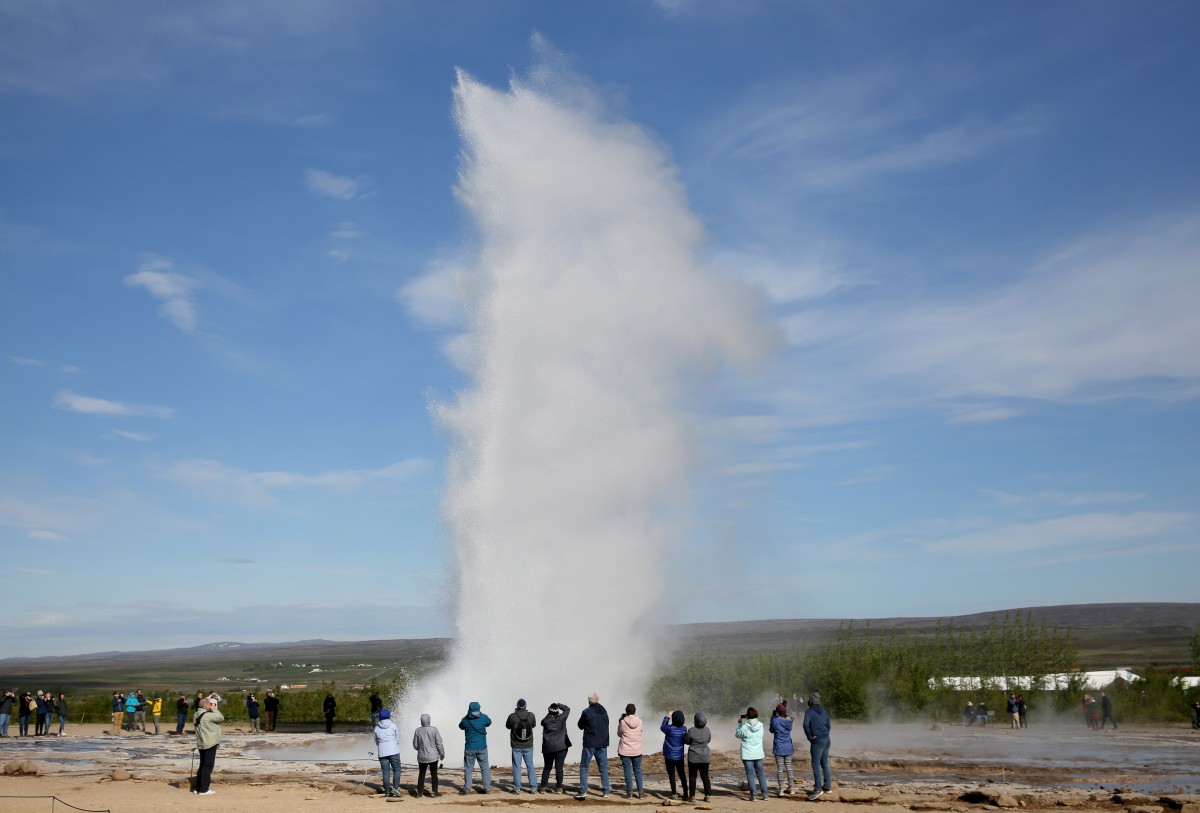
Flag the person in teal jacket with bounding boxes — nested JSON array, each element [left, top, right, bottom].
[[735, 707, 767, 801], [459, 701, 492, 794]]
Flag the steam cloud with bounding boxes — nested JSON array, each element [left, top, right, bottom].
[[405, 53, 768, 759]]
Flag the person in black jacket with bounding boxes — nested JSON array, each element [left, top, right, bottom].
[[575, 693, 610, 799], [369, 692, 384, 726], [1099, 692, 1118, 730], [264, 690, 280, 731], [537, 702, 571, 793], [175, 693, 189, 735], [323, 693, 337, 734], [0, 689, 14, 737]]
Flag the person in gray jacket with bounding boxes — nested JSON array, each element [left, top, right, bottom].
[[684, 712, 712, 802], [537, 702, 571, 793], [193, 696, 224, 795], [413, 713, 446, 797]]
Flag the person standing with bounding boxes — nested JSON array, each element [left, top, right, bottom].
[[35, 691, 48, 735], [111, 692, 124, 736], [575, 693, 611, 799], [135, 691, 148, 732], [369, 692, 384, 727], [538, 702, 571, 794], [413, 713, 446, 797], [976, 700, 988, 728], [374, 709, 403, 798], [802, 692, 832, 801], [150, 696, 162, 735], [1017, 695, 1028, 729], [264, 690, 279, 731], [175, 693, 189, 735], [459, 700, 492, 794], [1007, 694, 1020, 729], [617, 703, 644, 799], [661, 709, 689, 799], [770, 703, 796, 796], [1099, 692, 1118, 730], [1190, 700, 1200, 730], [506, 698, 538, 793], [56, 693, 69, 736], [735, 707, 767, 801], [684, 712, 712, 802], [323, 692, 337, 734], [193, 695, 223, 795], [246, 694, 261, 733], [964, 701, 975, 726], [125, 692, 140, 732], [0, 689, 13, 737]]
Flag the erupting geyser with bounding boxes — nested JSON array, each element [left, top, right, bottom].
[[405, 50, 768, 756]]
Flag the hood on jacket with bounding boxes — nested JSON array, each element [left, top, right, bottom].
[[671, 710, 685, 727], [743, 718, 764, 732], [694, 712, 707, 728], [421, 714, 431, 726], [376, 718, 396, 730], [468, 701, 481, 718]]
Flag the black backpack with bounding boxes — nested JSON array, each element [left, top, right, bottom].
[[513, 711, 533, 743]]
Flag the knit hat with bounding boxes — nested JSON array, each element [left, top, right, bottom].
[[380, 709, 391, 720], [810, 691, 821, 704], [517, 698, 526, 708]]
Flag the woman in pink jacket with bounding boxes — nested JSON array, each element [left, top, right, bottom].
[[617, 703, 644, 798]]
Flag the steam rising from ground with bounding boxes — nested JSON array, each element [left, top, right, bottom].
[[404, 56, 767, 750]]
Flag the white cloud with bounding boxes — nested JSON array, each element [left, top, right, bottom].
[[113, 429, 154, 442], [925, 511, 1192, 554], [8, 354, 46, 366], [124, 256, 201, 332], [305, 169, 363, 200], [164, 457, 431, 506], [399, 254, 469, 327], [53, 390, 174, 419], [330, 221, 365, 239], [28, 529, 67, 542], [946, 405, 1025, 424]]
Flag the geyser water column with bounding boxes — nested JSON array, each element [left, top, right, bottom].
[[409, 60, 768, 737]]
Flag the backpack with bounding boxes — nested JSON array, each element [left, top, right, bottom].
[[513, 711, 533, 743]]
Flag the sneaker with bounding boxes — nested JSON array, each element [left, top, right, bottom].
[[199, 790, 216, 796], [574, 794, 588, 800], [806, 789, 824, 801]]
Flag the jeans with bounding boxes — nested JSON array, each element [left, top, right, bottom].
[[379, 754, 402, 794], [540, 749, 566, 790], [463, 749, 491, 792], [153, 715, 160, 735], [620, 755, 643, 795], [19, 715, 30, 736], [511, 747, 535, 791], [176, 712, 186, 734], [578, 745, 610, 795], [688, 763, 711, 798], [810, 737, 831, 791], [59, 713, 67, 734], [774, 753, 795, 791], [743, 758, 767, 798], [196, 745, 218, 793], [0, 713, 9, 736]]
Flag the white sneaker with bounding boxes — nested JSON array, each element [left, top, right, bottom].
[[199, 790, 216, 796]]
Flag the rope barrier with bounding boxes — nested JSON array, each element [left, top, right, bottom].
[[0, 796, 111, 813]]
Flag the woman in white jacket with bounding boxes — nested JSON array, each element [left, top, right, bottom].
[[373, 709, 403, 798], [735, 706, 768, 801]]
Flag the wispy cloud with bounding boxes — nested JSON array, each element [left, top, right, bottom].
[[53, 390, 174, 419], [8, 354, 46, 367], [701, 70, 1040, 193], [28, 529, 67, 542], [925, 511, 1192, 554], [112, 430, 154, 442], [330, 221, 365, 239], [124, 256, 201, 333], [399, 253, 470, 327], [305, 169, 367, 200], [164, 457, 431, 506]]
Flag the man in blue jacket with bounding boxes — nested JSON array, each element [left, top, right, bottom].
[[802, 692, 831, 801], [575, 693, 611, 799], [459, 701, 492, 794]]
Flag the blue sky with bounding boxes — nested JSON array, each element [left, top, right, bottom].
[[2, 1, 1197, 656]]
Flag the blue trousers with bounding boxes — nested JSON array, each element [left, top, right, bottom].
[[810, 737, 831, 791], [379, 754, 401, 794]]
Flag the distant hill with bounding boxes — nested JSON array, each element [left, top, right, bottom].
[[2, 603, 1195, 689], [679, 603, 1200, 668]]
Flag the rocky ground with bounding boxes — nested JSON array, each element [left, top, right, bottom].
[[1, 722, 1196, 813]]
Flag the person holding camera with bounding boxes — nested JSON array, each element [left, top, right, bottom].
[[735, 707, 767, 801], [193, 695, 224, 795]]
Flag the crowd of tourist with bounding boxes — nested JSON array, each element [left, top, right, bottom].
[[0, 689, 68, 737]]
